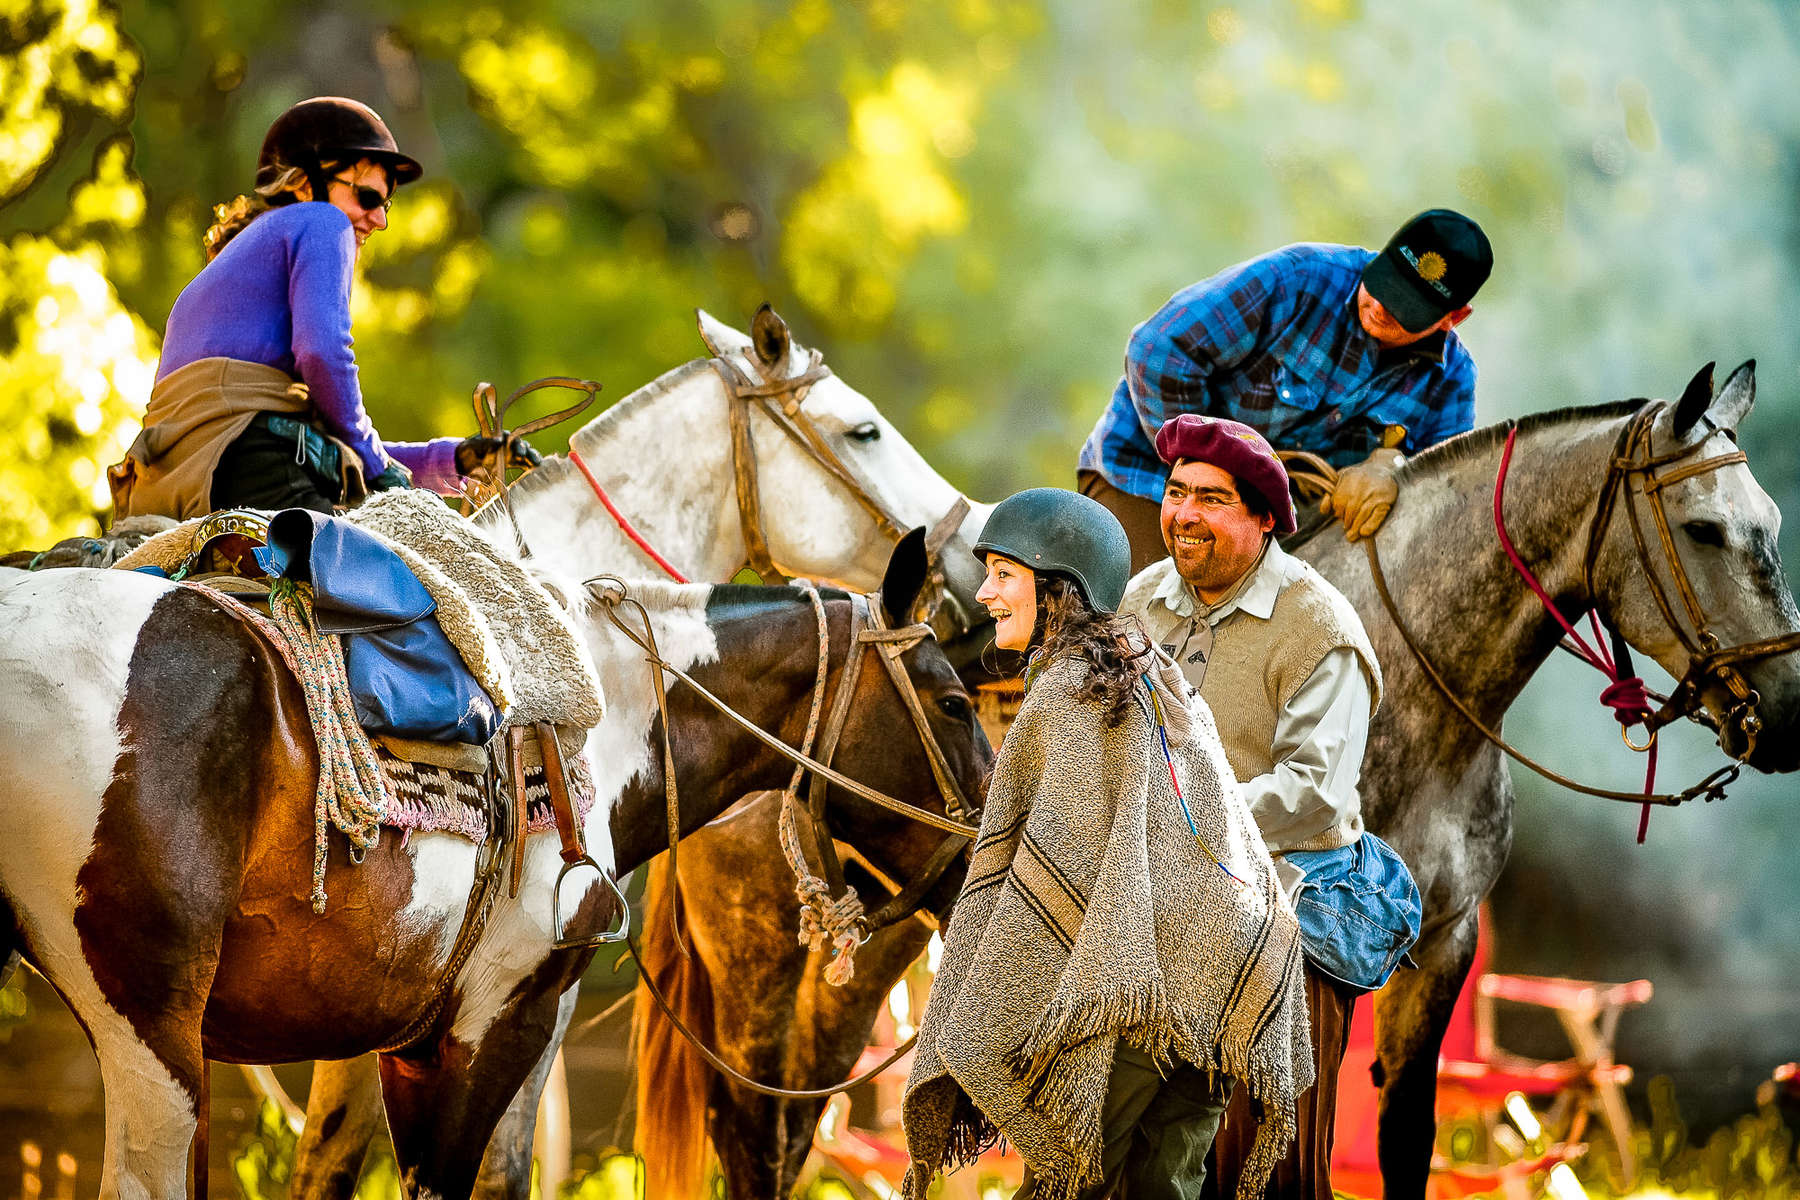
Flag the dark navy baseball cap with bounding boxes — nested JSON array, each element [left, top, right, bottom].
[[1361, 209, 1493, 334]]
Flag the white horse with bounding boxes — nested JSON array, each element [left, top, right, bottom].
[[267, 306, 997, 1198]]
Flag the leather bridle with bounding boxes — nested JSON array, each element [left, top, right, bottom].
[[584, 575, 980, 1099], [711, 350, 974, 638], [782, 588, 980, 945], [584, 575, 979, 930], [1363, 401, 1800, 811], [1581, 402, 1800, 758]]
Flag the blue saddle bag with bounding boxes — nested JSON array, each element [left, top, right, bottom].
[[256, 508, 502, 744], [1284, 832, 1422, 993]]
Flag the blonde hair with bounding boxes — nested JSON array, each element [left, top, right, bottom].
[[202, 159, 338, 260]]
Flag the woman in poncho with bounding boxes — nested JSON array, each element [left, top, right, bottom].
[[902, 487, 1313, 1200]]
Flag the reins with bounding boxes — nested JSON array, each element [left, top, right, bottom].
[[560, 348, 974, 639], [624, 922, 919, 1099], [1354, 400, 1800, 836], [583, 574, 977, 1097]]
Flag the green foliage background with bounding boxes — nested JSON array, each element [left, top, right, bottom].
[[4, 0, 1800, 1118]]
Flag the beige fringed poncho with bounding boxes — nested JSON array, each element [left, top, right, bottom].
[[901, 651, 1313, 1200]]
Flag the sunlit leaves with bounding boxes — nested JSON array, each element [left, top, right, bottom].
[[784, 63, 973, 330], [458, 23, 690, 197], [0, 0, 140, 203], [63, 134, 142, 232], [0, 237, 156, 547]]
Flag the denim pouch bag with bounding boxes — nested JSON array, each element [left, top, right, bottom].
[[1284, 832, 1422, 992]]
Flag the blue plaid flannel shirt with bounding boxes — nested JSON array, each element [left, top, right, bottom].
[[1079, 243, 1478, 501]]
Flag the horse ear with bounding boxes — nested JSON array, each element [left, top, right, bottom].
[[751, 304, 791, 372], [696, 308, 752, 359], [880, 527, 929, 627], [1671, 362, 1716, 437], [1707, 359, 1757, 434]]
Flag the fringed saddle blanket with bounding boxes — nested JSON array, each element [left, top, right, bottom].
[[376, 743, 597, 844]]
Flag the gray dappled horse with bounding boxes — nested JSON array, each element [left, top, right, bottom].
[[1296, 361, 1800, 1195], [0, 524, 990, 1199], [639, 363, 1800, 1200]]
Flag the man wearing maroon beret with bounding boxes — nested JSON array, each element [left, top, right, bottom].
[[1119, 412, 1386, 1200], [1080, 210, 1491, 574]]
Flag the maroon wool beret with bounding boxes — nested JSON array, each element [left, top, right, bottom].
[[1154, 414, 1298, 535]]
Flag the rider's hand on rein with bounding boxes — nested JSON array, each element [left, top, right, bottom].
[[456, 433, 544, 477], [1323, 446, 1404, 541]]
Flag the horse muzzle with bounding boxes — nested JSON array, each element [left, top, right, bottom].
[[1702, 676, 1800, 773]]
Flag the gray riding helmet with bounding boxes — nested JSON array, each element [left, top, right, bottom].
[[972, 487, 1133, 613]]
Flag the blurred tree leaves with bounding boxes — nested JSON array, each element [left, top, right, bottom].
[[0, 0, 1798, 1130], [1, 0, 1799, 554]]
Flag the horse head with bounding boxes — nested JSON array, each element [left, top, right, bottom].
[[566, 539, 992, 893], [1592, 361, 1800, 771], [694, 305, 993, 641]]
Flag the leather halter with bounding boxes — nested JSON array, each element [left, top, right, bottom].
[[1582, 402, 1800, 756], [712, 351, 974, 635]]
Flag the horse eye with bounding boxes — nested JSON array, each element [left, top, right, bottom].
[[847, 422, 881, 443], [937, 694, 971, 721], [1683, 520, 1726, 548]]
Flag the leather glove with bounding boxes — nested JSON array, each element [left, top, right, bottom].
[[369, 461, 413, 492], [456, 434, 544, 477], [1321, 447, 1403, 542]]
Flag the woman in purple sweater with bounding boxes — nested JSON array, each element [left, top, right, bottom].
[[111, 97, 536, 518]]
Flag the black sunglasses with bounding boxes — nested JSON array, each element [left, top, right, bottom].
[[333, 176, 392, 213]]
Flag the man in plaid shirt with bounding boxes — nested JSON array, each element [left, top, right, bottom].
[[1079, 209, 1493, 572]]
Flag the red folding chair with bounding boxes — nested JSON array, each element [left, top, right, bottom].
[[1333, 906, 1652, 1198]]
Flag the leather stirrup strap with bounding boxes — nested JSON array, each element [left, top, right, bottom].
[[536, 722, 586, 864]]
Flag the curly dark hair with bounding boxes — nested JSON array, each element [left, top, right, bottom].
[[1029, 575, 1153, 726]]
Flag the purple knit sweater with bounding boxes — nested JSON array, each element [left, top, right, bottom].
[[157, 202, 460, 493]]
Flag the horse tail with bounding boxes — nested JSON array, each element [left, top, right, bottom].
[[631, 857, 716, 1200]]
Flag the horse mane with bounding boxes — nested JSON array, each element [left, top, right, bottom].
[[498, 358, 716, 512], [1396, 397, 1651, 483], [631, 858, 716, 1200]]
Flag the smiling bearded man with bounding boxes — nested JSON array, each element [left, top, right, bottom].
[[1118, 413, 1415, 1200]]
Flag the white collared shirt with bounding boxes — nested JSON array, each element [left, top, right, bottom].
[[1152, 541, 1372, 872]]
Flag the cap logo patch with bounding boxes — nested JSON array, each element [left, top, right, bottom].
[[1396, 244, 1454, 299]]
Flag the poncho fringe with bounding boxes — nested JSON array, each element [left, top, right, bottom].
[[901, 652, 1312, 1200]]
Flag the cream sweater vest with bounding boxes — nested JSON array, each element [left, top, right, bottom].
[[1121, 553, 1383, 852]]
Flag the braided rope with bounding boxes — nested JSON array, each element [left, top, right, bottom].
[[776, 581, 866, 985], [259, 580, 389, 912]]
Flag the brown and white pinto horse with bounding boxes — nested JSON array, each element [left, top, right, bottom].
[[0, 533, 990, 1199], [285, 305, 993, 1199]]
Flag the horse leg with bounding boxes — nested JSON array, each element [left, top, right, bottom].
[[377, 988, 566, 1200], [292, 1056, 387, 1200], [1372, 908, 1480, 1200], [472, 986, 578, 1200]]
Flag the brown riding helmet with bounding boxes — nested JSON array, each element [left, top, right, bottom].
[[259, 96, 423, 186]]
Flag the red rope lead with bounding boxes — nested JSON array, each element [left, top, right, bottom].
[[1494, 428, 1658, 841], [568, 448, 690, 584]]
